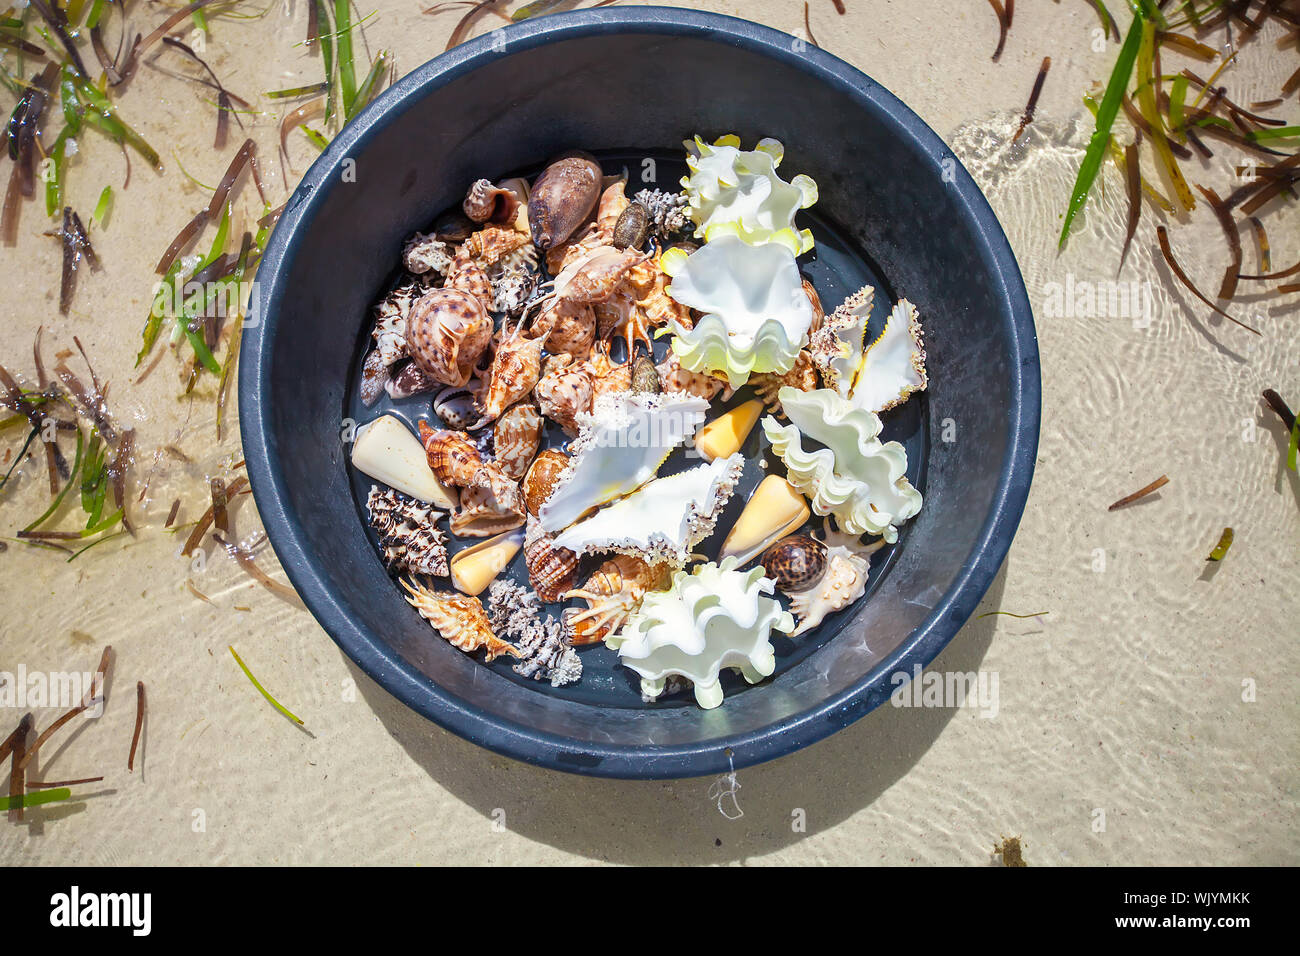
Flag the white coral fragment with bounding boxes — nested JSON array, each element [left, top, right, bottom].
[[762, 387, 921, 542], [608, 556, 794, 709], [550, 454, 744, 568], [681, 134, 818, 256], [538, 391, 709, 533], [662, 235, 812, 390]]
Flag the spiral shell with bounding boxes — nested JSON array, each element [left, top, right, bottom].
[[418, 423, 486, 488], [803, 277, 825, 333], [462, 224, 529, 267], [597, 179, 630, 235], [656, 350, 727, 401], [523, 517, 579, 603], [405, 288, 492, 387], [433, 381, 484, 430], [463, 179, 521, 225], [523, 448, 569, 516], [585, 345, 632, 405], [476, 326, 547, 427], [561, 554, 670, 645], [445, 252, 494, 314], [534, 355, 594, 435], [759, 534, 828, 592], [531, 301, 595, 359], [529, 155, 602, 249], [400, 580, 518, 661], [492, 402, 542, 481]]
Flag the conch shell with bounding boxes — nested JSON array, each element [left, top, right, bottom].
[[405, 288, 492, 387], [522, 516, 579, 603], [656, 349, 727, 401], [418, 422, 526, 537], [534, 354, 594, 436], [750, 349, 819, 417], [492, 402, 542, 481], [562, 554, 670, 646], [777, 524, 884, 637], [463, 179, 521, 225], [474, 324, 547, 427], [529, 155, 602, 249], [401, 580, 519, 661]]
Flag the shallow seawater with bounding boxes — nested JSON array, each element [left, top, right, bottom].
[[343, 151, 928, 709]]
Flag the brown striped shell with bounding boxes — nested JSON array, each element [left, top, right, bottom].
[[523, 517, 579, 603], [656, 350, 726, 401], [534, 355, 594, 435], [449, 482, 527, 538], [492, 403, 542, 481], [405, 288, 492, 388], [759, 534, 828, 592], [418, 422, 484, 488], [523, 448, 569, 516], [751, 350, 820, 418], [445, 252, 494, 313], [462, 224, 529, 267]]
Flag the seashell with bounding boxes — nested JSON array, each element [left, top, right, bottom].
[[539, 392, 709, 533], [418, 422, 486, 488], [360, 348, 390, 407], [444, 252, 495, 314], [352, 415, 457, 509], [803, 277, 825, 333], [370, 281, 421, 365], [660, 236, 813, 390], [432, 210, 477, 243], [400, 580, 519, 661], [627, 255, 690, 330], [656, 349, 727, 401], [633, 188, 690, 241], [534, 354, 594, 435], [592, 284, 648, 352], [402, 233, 454, 276], [450, 527, 524, 596], [385, 360, 438, 400], [433, 381, 484, 430], [562, 554, 669, 645], [596, 179, 630, 235], [681, 134, 818, 255], [758, 534, 827, 592], [693, 399, 763, 461], [551, 454, 744, 568], [487, 580, 582, 687], [462, 224, 530, 268], [529, 155, 603, 249], [750, 349, 820, 417], [629, 352, 659, 394], [719, 474, 809, 566], [762, 387, 921, 542], [607, 556, 794, 709], [844, 298, 928, 415], [523, 449, 569, 516], [474, 326, 547, 427], [449, 481, 526, 538], [554, 245, 646, 306], [782, 524, 884, 636], [492, 402, 542, 481], [612, 201, 651, 250], [367, 485, 449, 577], [523, 516, 579, 603], [405, 288, 492, 387], [463, 179, 521, 225], [809, 284, 873, 396], [490, 266, 538, 318], [584, 344, 633, 405]]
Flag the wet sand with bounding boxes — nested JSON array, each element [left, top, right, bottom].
[[1, 0, 1296, 865]]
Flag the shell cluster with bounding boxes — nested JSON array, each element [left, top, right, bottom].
[[351, 137, 931, 707]]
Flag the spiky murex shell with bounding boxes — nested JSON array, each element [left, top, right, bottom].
[[608, 555, 794, 709]]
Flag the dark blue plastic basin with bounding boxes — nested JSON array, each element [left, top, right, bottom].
[[240, 7, 1040, 778]]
